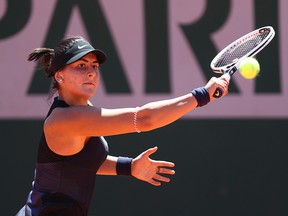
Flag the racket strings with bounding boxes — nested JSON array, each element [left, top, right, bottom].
[[214, 30, 270, 67]]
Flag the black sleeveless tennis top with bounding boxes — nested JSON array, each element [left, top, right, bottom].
[[17, 98, 109, 216]]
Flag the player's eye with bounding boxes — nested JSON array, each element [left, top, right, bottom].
[[78, 63, 86, 68]]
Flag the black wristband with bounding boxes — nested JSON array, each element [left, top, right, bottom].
[[191, 87, 210, 107], [116, 157, 133, 176]]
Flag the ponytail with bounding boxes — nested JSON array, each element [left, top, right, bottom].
[[28, 48, 54, 77]]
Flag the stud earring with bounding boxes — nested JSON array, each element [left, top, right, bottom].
[[58, 77, 63, 83]]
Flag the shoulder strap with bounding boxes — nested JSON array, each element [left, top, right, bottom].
[[45, 97, 69, 119]]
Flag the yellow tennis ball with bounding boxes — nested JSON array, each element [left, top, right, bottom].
[[239, 57, 260, 79]]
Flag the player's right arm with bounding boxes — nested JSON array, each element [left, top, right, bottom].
[[45, 76, 228, 137]]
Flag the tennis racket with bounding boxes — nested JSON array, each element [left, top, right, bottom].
[[210, 26, 275, 98]]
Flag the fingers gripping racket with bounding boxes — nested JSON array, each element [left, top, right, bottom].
[[210, 26, 275, 98]]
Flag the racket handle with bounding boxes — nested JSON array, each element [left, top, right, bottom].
[[213, 73, 231, 98], [213, 88, 223, 98]]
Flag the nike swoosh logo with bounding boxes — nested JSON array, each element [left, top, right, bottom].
[[78, 45, 88, 49], [214, 91, 220, 97]]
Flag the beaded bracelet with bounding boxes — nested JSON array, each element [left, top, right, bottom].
[[134, 107, 141, 133], [191, 87, 210, 107]]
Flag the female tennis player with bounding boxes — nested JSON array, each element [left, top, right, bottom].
[[17, 36, 229, 216]]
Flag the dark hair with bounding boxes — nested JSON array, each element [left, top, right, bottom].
[[28, 36, 85, 98]]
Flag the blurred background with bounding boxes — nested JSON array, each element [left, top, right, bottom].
[[1, 0, 287, 215]]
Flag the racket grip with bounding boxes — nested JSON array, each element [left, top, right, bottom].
[[213, 88, 223, 98], [213, 73, 231, 98]]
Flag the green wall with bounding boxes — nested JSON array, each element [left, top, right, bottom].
[[3, 119, 288, 216]]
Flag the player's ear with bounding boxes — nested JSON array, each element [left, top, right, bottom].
[[54, 72, 64, 83]]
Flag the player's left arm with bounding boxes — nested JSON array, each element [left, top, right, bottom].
[[97, 147, 175, 186], [96, 155, 118, 175]]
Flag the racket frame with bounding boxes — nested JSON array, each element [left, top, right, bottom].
[[210, 26, 275, 97]]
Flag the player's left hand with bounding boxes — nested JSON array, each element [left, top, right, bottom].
[[131, 147, 175, 186]]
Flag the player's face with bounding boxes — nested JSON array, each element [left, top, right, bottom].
[[57, 53, 100, 102]]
